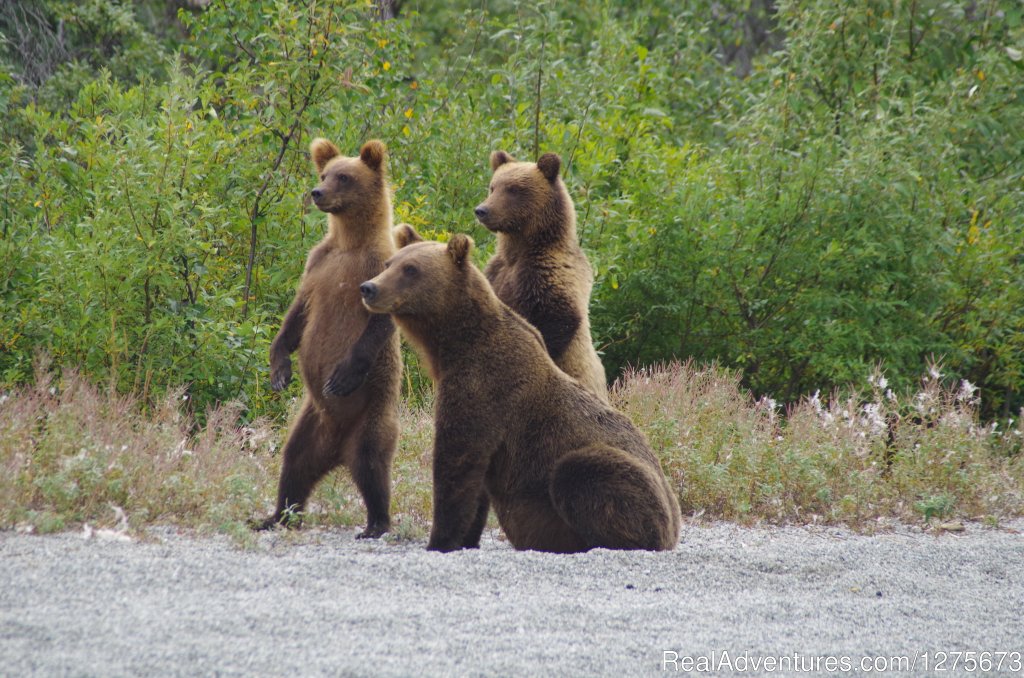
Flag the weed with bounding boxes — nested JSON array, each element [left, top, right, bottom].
[[2, 362, 1021, 535]]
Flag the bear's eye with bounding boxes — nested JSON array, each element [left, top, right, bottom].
[[488, 185, 494, 194], [402, 264, 418, 277], [336, 174, 351, 183], [319, 174, 325, 181]]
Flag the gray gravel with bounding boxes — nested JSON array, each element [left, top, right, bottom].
[[2, 521, 1023, 677]]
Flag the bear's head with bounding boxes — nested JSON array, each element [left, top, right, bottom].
[[309, 138, 387, 214], [474, 150, 571, 240], [360, 234, 474, 317]]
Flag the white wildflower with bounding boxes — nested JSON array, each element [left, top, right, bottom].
[[927, 364, 942, 381], [957, 379, 978, 404], [860, 402, 887, 436], [809, 390, 823, 412], [913, 391, 934, 415], [868, 374, 888, 390]]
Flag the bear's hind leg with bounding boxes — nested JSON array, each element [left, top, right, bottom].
[[348, 418, 397, 539], [461, 492, 490, 549], [549, 445, 678, 551], [254, 401, 340, 530]]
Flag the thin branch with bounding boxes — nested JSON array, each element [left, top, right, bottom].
[[532, 32, 545, 159], [240, 9, 332, 317]]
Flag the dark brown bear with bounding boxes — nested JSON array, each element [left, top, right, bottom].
[[359, 233, 681, 553], [256, 138, 401, 536], [475, 150, 608, 402]]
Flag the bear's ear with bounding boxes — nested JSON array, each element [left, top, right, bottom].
[[392, 223, 423, 248], [446, 233, 473, 267], [490, 150, 514, 172], [360, 139, 387, 171], [310, 138, 341, 173], [537, 152, 561, 182]]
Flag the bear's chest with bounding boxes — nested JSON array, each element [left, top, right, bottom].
[[305, 253, 369, 310], [490, 259, 559, 310]]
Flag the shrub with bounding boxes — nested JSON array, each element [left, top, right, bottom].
[[0, 1, 1022, 421]]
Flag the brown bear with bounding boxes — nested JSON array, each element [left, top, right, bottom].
[[475, 150, 609, 402], [256, 138, 401, 536], [358, 233, 681, 553]]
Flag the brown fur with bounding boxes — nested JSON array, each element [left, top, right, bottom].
[[475, 150, 609, 402], [392, 223, 423, 248], [359, 235, 681, 553], [257, 138, 401, 536]]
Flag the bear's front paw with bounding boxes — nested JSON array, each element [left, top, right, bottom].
[[270, 362, 292, 392], [323, 357, 370, 397]]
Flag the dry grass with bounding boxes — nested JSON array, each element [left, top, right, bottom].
[[0, 362, 437, 540], [0, 363, 276, 536], [614, 361, 1024, 528], [2, 361, 1022, 537]]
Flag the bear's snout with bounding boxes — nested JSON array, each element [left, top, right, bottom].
[[311, 188, 324, 201], [359, 282, 378, 301], [474, 205, 489, 220]]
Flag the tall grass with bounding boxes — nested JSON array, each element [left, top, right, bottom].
[[2, 361, 1021, 537], [615, 362, 1024, 527], [0, 361, 274, 535], [0, 361, 436, 538]]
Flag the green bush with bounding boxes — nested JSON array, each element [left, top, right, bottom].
[[0, 0, 1022, 422]]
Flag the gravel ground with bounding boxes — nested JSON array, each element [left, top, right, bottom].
[[2, 521, 1023, 677]]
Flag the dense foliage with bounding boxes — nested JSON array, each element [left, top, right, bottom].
[[2, 0, 1022, 420]]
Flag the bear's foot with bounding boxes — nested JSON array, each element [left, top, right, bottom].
[[249, 510, 304, 532], [356, 521, 389, 539], [249, 516, 281, 531]]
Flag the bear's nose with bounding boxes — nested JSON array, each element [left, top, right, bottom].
[[311, 188, 323, 201], [359, 282, 378, 301], [474, 206, 488, 220]]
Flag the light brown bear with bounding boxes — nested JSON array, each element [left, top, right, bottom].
[[359, 233, 681, 553], [475, 150, 609, 402], [256, 139, 401, 536]]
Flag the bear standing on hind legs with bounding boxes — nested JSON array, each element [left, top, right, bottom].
[[359, 234, 681, 553], [255, 139, 401, 537], [475, 150, 609, 402]]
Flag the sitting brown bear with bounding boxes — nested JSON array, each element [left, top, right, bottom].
[[358, 232, 681, 552]]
